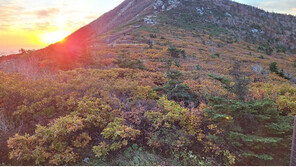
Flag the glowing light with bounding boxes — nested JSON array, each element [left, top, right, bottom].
[[41, 31, 71, 44]]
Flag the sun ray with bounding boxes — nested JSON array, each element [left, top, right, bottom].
[[41, 31, 71, 44]]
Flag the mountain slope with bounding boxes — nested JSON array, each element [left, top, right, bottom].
[[1, 0, 295, 73], [1, 0, 296, 166]]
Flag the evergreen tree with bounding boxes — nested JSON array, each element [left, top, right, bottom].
[[205, 97, 293, 165]]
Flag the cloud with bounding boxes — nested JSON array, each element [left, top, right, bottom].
[[0, 24, 9, 30], [0, 3, 25, 24], [35, 8, 60, 17], [235, 0, 296, 15]]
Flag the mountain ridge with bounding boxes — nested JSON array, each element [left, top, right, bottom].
[[0, 0, 295, 74]]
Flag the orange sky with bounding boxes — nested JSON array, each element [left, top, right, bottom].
[[0, 0, 124, 55], [0, 0, 295, 56]]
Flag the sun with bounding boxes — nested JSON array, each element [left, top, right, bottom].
[[41, 31, 71, 44]]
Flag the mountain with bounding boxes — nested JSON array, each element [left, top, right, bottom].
[[1, 0, 296, 166], [46, 0, 296, 52], [1, 0, 295, 74]]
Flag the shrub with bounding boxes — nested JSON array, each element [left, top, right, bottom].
[[144, 96, 232, 165], [269, 62, 278, 73], [8, 114, 86, 165], [157, 70, 199, 106], [174, 59, 181, 67], [276, 46, 287, 53], [93, 117, 140, 158], [209, 53, 220, 58], [205, 97, 293, 165], [168, 46, 186, 58], [269, 62, 290, 80], [208, 73, 232, 90], [258, 43, 273, 55], [196, 64, 202, 71], [147, 40, 153, 49], [114, 144, 164, 165], [115, 58, 145, 70], [149, 34, 157, 38]]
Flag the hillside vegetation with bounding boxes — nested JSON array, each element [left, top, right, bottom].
[[1, 0, 296, 165]]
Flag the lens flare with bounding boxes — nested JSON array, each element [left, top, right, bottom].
[[41, 31, 71, 44]]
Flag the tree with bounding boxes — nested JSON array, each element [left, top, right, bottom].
[[157, 70, 199, 106], [229, 61, 250, 102], [269, 62, 290, 80], [205, 96, 293, 165], [168, 46, 186, 58], [269, 62, 279, 73]]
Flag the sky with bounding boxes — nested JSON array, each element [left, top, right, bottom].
[[0, 0, 295, 55]]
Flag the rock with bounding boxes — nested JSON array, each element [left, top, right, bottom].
[[225, 12, 232, 17], [154, 0, 181, 11], [154, 0, 165, 11], [251, 28, 259, 33], [144, 15, 157, 25], [252, 64, 264, 74], [83, 158, 90, 163], [196, 7, 204, 15], [167, 0, 181, 11]]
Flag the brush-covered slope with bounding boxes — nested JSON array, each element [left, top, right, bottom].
[[1, 0, 296, 166]]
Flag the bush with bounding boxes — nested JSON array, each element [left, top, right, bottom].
[[174, 59, 181, 67], [147, 40, 153, 49], [258, 43, 273, 55], [2, 69, 162, 165], [196, 64, 202, 71], [276, 46, 287, 53], [168, 46, 186, 58], [114, 144, 164, 166], [269, 62, 290, 80], [115, 58, 145, 70], [209, 53, 220, 58], [149, 34, 157, 38], [205, 97, 293, 165], [208, 73, 232, 90], [157, 70, 199, 106], [269, 62, 278, 73]]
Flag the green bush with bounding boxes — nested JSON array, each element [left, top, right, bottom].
[[113, 144, 164, 165], [208, 73, 232, 90], [209, 53, 220, 58], [196, 64, 202, 71], [174, 59, 181, 67], [276, 46, 287, 53], [269, 62, 290, 80], [258, 43, 273, 55], [156, 70, 199, 106], [168, 46, 186, 58], [115, 58, 145, 70], [205, 96, 293, 165], [149, 34, 157, 38]]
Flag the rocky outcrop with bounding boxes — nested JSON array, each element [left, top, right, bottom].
[[153, 0, 181, 11]]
